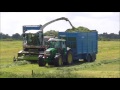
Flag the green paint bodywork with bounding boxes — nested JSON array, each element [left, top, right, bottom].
[[43, 48, 57, 63], [46, 48, 56, 52], [17, 55, 38, 61], [16, 50, 40, 61]]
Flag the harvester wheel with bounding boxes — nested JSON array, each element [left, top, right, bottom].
[[38, 57, 46, 66], [13, 56, 17, 62], [66, 51, 73, 65], [54, 56, 63, 67]]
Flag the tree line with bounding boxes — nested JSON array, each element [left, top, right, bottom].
[[0, 33, 22, 40], [99, 32, 120, 41], [0, 31, 119, 41], [0, 26, 120, 41]]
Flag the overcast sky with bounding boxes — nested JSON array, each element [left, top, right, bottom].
[[0, 12, 119, 36]]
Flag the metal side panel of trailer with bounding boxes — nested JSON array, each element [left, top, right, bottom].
[[58, 31, 98, 60]]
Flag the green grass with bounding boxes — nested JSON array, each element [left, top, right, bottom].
[[97, 41, 120, 61], [0, 41, 120, 78], [0, 41, 22, 64]]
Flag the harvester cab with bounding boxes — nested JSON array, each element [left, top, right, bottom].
[[22, 25, 44, 50]]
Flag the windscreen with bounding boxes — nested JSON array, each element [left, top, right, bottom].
[[49, 41, 60, 48], [24, 32, 42, 46]]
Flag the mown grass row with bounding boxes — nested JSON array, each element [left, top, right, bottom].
[[0, 58, 119, 78], [1, 58, 119, 69], [0, 71, 80, 78], [0, 61, 30, 69]]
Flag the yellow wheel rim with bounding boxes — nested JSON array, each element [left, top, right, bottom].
[[58, 57, 62, 66], [68, 53, 72, 64]]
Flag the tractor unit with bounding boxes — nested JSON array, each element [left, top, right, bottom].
[[38, 38, 73, 66]]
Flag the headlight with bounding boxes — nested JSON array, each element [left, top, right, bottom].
[[38, 55, 43, 58]]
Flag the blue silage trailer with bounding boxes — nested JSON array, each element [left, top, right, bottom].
[[58, 31, 98, 62]]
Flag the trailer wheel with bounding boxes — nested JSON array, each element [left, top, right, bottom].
[[38, 57, 46, 66], [66, 51, 73, 65], [54, 56, 63, 67], [91, 54, 96, 62], [84, 54, 92, 62]]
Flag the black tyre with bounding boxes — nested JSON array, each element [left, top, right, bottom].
[[91, 54, 96, 62], [38, 57, 46, 66], [13, 56, 17, 62], [66, 51, 73, 65], [84, 54, 92, 62], [54, 56, 63, 67]]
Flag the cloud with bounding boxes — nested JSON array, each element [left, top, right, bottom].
[[1, 12, 119, 36], [1, 12, 68, 35], [69, 12, 119, 34]]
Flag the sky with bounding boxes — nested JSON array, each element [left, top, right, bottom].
[[0, 12, 119, 36]]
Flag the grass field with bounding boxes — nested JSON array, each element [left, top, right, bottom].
[[0, 40, 120, 78]]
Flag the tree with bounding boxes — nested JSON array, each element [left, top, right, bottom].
[[12, 33, 22, 40], [0, 32, 11, 39]]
